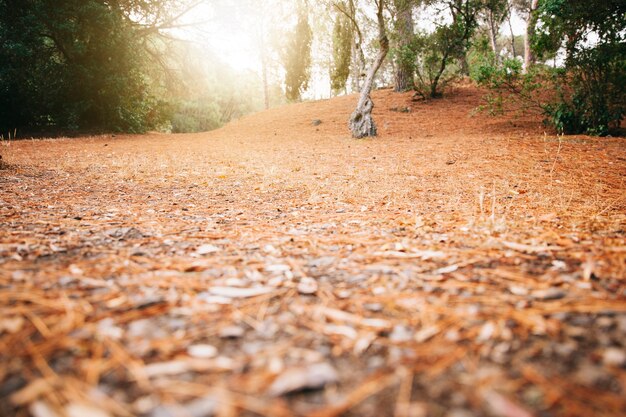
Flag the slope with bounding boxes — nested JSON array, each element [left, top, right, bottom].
[[0, 86, 625, 417]]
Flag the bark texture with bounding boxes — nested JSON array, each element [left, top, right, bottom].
[[487, 9, 499, 57], [349, 1, 389, 138], [393, 0, 414, 92], [523, 0, 539, 73]]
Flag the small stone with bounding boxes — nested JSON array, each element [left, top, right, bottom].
[[312, 119, 322, 126]]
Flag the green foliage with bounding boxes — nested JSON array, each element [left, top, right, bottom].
[[170, 100, 222, 133], [471, 51, 540, 115], [330, 9, 352, 94], [534, 0, 626, 135], [391, 42, 418, 80], [0, 0, 166, 134], [413, 1, 479, 98], [168, 68, 267, 134], [283, 5, 313, 102], [473, 0, 625, 136]]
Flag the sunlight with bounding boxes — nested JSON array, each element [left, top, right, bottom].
[[192, 2, 261, 72]]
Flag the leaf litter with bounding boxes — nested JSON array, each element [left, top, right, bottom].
[[1, 87, 625, 416]]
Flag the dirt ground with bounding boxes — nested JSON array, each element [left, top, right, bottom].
[[1, 86, 625, 417]]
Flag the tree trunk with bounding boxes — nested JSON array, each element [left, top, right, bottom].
[[523, 0, 539, 73], [487, 10, 499, 57], [507, 13, 516, 58], [393, 0, 414, 92], [351, 37, 361, 92], [349, 1, 389, 138]]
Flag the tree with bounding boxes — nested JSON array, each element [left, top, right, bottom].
[[479, 0, 509, 59], [331, 4, 354, 94], [283, 3, 313, 102], [510, 0, 539, 72], [333, 0, 367, 92], [535, 0, 626, 135], [413, 0, 480, 98], [391, 0, 416, 91], [348, 0, 389, 138]]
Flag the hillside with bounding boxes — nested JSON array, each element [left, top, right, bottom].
[[1, 87, 625, 417]]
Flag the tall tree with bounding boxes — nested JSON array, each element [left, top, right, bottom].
[[480, 0, 509, 58], [283, 3, 313, 102], [391, 0, 415, 91], [511, 0, 539, 72], [413, 0, 479, 98], [331, 4, 354, 94], [334, 0, 367, 92], [348, 0, 389, 138]]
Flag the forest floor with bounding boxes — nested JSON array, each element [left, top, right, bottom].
[[1, 85, 625, 417]]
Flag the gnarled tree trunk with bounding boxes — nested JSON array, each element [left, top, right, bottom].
[[349, 0, 389, 138]]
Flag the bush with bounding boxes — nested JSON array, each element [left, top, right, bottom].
[[170, 100, 223, 134], [472, 47, 624, 136]]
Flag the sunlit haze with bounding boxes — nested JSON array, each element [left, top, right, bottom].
[[173, 1, 528, 101]]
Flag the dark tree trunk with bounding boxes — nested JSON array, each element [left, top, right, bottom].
[[349, 1, 389, 138], [393, 0, 414, 92]]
